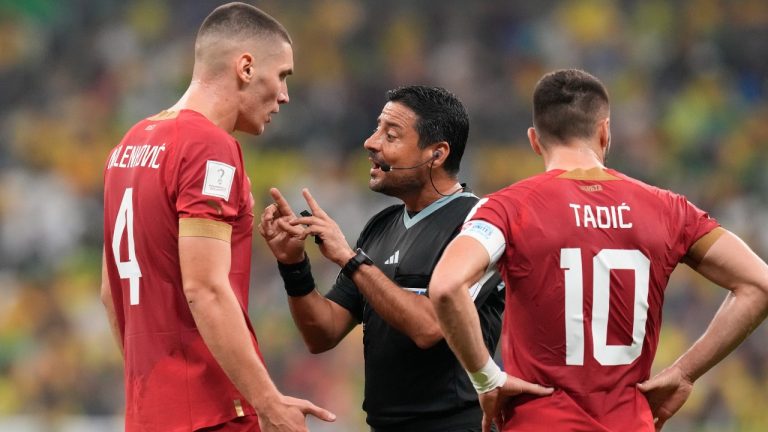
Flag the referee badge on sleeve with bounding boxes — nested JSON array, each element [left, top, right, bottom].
[[202, 160, 236, 200]]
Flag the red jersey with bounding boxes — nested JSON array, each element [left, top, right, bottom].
[[103, 110, 260, 431], [469, 168, 719, 432]]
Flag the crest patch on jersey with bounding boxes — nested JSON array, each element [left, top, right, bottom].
[[202, 160, 235, 200]]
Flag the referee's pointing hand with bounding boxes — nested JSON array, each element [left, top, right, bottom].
[[258, 187, 306, 265], [290, 188, 356, 266]]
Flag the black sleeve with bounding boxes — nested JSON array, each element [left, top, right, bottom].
[[473, 272, 504, 307], [476, 275, 505, 354], [326, 271, 364, 323], [324, 205, 400, 323]]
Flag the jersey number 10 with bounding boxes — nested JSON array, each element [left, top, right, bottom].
[[560, 248, 650, 366], [112, 188, 142, 305]]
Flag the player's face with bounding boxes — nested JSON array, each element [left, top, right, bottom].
[[237, 40, 293, 135], [364, 101, 429, 197]]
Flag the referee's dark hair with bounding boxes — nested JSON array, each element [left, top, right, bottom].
[[386, 85, 469, 176]]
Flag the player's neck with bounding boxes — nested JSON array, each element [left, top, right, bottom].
[[168, 81, 238, 133], [543, 144, 605, 172]]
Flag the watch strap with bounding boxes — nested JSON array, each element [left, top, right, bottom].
[[342, 248, 372, 278]]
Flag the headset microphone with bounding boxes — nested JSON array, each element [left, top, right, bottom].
[[379, 151, 440, 173]]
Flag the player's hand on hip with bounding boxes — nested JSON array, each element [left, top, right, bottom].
[[479, 374, 554, 432], [258, 187, 306, 264], [291, 188, 355, 266], [257, 394, 335, 432], [637, 365, 693, 431], [500, 373, 554, 397], [478, 388, 504, 432]]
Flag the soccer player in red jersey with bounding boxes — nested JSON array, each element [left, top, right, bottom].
[[429, 69, 768, 432], [101, 3, 334, 431]]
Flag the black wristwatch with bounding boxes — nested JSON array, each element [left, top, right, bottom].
[[342, 248, 373, 278]]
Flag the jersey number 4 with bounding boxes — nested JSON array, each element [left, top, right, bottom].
[[560, 248, 650, 366], [112, 188, 142, 305]]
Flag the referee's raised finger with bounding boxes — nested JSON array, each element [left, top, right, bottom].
[[301, 188, 327, 217], [269, 188, 296, 218], [270, 187, 295, 217]]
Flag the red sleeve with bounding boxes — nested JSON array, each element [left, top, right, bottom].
[[174, 129, 243, 224], [468, 194, 514, 244], [674, 194, 720, 252]]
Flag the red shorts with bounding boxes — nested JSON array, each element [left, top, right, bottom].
[[196, 415, 260, 432]]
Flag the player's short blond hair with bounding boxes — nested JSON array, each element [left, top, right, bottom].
[[194, 2, 291, 75]]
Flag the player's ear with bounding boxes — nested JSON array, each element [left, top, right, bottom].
[[236, 53, 255, 83], [598, 117, 611, 155], [528, 127, 543, 156]]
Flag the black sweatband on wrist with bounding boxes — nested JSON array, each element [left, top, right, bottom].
[[277, 255, 315, 297]]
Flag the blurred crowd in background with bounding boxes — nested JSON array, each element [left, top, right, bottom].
[[1, 0, 767, 431]]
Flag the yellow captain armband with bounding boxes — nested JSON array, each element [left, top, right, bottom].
[[179, 218, 232, 242]]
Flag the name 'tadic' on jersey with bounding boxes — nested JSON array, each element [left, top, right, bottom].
[[103, 110, 259, 431], [468, 168, 720, 432]]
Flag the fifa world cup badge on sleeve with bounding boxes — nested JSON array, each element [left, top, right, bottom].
[[203, 160, 236, 200]]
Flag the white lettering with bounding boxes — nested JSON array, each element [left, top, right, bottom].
[[109, 144, 165, 170], [118, 146, 133, 167], [618, 203, 632, 228], [568, 203, 633, 230], [108, 145, 123, 169], [150, 144, 165, 168], [596, 206, 611, 228], [569, 203, 582, 227], [583, 205, 596, 228], [128, 145, 147, 167], [140, 145, 154, 166]]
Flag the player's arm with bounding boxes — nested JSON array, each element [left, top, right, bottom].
[[677, 228, 768, 381], [430, 222, 552, 432], [429, 236, 495, 370], [290, 188, 445, 349], [259, 188, 357, 353], [100, 247, 124, 357], [639, 229, 768, 429], [179, 224, 334, 426]]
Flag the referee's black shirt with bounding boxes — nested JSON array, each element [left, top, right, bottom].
[[327, 192, 505, 431]]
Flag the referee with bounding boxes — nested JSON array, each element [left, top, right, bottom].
[[259, 86, 504, 431]]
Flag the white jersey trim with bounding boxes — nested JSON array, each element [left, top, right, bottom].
[[457, 220, 506, 267], [467, 269, 498, 301]]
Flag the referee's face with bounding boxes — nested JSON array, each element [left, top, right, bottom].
[[364, 102, 429, 198]]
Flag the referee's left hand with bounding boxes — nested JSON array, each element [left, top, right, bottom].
[[290, 188, 355, 267], [259, 187, 306, 264]]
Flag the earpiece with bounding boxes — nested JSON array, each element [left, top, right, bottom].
[[380, 150, 442, 172]]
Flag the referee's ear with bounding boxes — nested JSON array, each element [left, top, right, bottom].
[[431, 141, 450, 169]]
